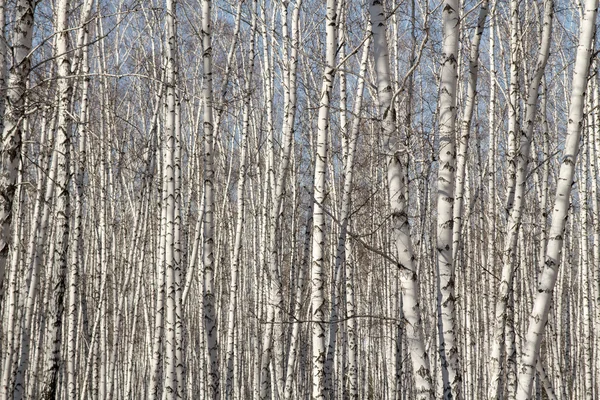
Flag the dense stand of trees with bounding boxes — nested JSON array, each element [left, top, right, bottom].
[[0, 0, 599, 399]]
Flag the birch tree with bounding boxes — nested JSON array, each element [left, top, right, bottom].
[[0, 0, 35, 302], [311, 1, 337, 398], [436, 0, 461, 396], [516, 0, 598, 396], [369, 1, 433, 398], [487, 0, 554, 397], [40, 0, 72, 396], [163, 0, 181, 396], [0, 1, 597, 399]]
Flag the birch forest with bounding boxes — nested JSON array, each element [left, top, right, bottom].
[[1, 0, 600, 398]]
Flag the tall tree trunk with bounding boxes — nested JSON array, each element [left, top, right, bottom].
[[67, 2, 94, 398], [488, 0, 554, 397], [437, 0, 461, 397], [0, 0, 6, 158], [369, 2, 433, 398], [40, 0, 72, 397], [451, 0, 489, 262], [505, 0, 521, 212], [202, 0, 219, 398], [163, 0, 180, 397], [311, 0, 337, 398], [0, 0, 34, 304], [515, 0, 598, 396], [224, 2, 256, 397]]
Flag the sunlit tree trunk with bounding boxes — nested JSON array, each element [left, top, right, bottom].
[[488, 0, 553, 397], [224, 2, 256, 397], [258, 1, 300, 396], [452, 0, 488, 261], [324, 15, 371, 400], [505, 0, 521, 212], [163, 0, 180, 397], [67, 0, 93, 394], [40, 0, 72, 396], [0, 164, 23, 400], [11, 119, 56, 400], [515, 0, 598, 396], [310, 1, 337, 398], [436, 0, 461, 397], [202, 0, 219, 398], [579, 128, 593, 400], [369, 2, 433, 398], [0, 0, 34, 304]]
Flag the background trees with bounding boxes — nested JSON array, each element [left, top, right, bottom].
[[0, 0, 598, 399]]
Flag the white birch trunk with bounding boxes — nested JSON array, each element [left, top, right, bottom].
[[505, 0, 521, 212], [224, 2, 256, 397], [67, 3, 93, 397], [488, 0, 554, 397], [258, 1, 297, 395], [202, 0, 219, 397], [0, 0, 5, 138], [323, 23, 371, 400], [515, 0, 598, 396], [451, 0, 489, 261], [163, 0, 179, 397], [12, 125, 57, 400], [0, 169, 24, 400], [579, 130, 593, 399], [149, 104, 167, 400], [369, 2, 433, 398], [311, 1, 337, 398], [40, 0, 72, 396], [0, 0, 34, 304], [437, 0, 461, 396]]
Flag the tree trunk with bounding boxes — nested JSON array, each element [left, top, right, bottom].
[[310, 1, 337, 398], [437, 0, 461, 397], [0, 0, 34, 304], [40, 0, 72, 397], [202, 0, 219, 398], [515, 0, 598, 396], [369, 2, 433, 398]]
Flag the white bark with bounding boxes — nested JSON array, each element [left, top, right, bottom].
[[579, 129, 593, 400], [311, 1, 337, 398], [488, 0, 554, 397], [259, 0, 300, 395], [451, 0, 488, 261], [505, 0, 521, 212], [202, 0, 219, 398], [0, 0, 6, 154], [323, 15, 371, 399], [515, 0, 598, 396], [0, 167, 24, 400], [437, 0, 461, 397], [12, 124, 57, 400], [324, 27, 370, 400], [0, 0, 34, 305], [369, 2, 433, 398], [224, 2, 256, 397], [41, 0, 72, 396], [163, 0, 180, 397], [67, 2, 94, 398]]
